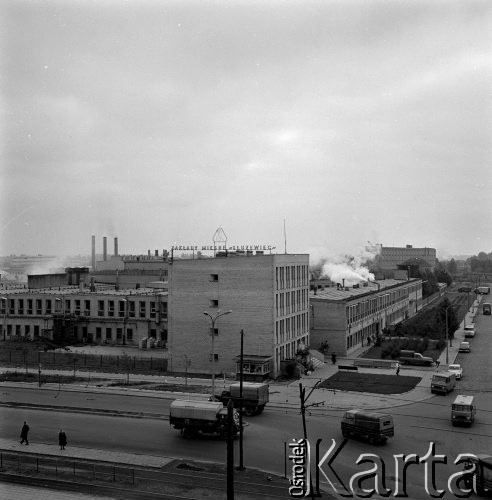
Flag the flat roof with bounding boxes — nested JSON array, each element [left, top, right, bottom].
[[310, 279, 421, 302], [1, 286, 167, 297]]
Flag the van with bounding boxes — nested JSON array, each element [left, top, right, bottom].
[[464, 325, 475, 338], [341, 410, 394, 444], [451, 395, 476, 426], [431, 372, 456, 395]]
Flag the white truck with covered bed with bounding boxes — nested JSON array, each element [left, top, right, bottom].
[[169, 400, 240, 439]]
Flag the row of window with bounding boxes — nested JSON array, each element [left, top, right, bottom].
[[275, 265, 309, 290], [346, 287, 411, 324], [347, 323, 378, 349], [275, 312, 309, 345], [1, 298, 167, 320], [275, 289, 309, 317]]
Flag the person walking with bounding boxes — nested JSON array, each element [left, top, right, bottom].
[[20, 421, 29, 445], [395, 361, 400, 376], [331, 352, 337, 365], [58, 429, 67, 450], [435, 359, 440, 370]]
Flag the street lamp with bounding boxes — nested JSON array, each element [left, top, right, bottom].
[[444, 305, 453, 364], [1, 297, 7, 341], [203, 309, 232, 398]]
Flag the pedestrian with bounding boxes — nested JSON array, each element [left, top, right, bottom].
[[395, 362, 400, 376], [58, 429, 67, 450], [435, 359, 440, 370], [20, 421, 29, 445], [367, 336, 371, 346], [331, 352, 337, 365]]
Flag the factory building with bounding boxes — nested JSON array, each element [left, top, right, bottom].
[[374, 244, 437, 272], [168, 252, 310, 379], [310, 278, 423, 357], [0, 284, 167, 347]]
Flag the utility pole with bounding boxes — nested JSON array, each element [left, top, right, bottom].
[[226, 399, 235, 500], [299, 382, 324, 498], [237, 329, 245, 471]]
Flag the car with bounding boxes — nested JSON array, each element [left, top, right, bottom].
[[459, 342, 471, 353], [457, 286, 472, 293], [464, 325, 475, 338], [448, 364, 463, 380]]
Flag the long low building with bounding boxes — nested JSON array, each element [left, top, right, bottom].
[[0, 285, 168, 346], [309, 278, 423, 357]]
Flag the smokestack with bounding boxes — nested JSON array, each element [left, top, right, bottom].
[[103, 237, 107, 261], [91, 235, 96, 270], [114, 237, 118, 257]]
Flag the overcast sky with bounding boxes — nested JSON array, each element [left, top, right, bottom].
[[1, 0, 491, 260]]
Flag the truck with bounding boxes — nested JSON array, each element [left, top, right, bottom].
[[399, 350, 434, 366], [475, 286, 490, 295], [483, 303, 491, 315], [169, 399, 240, 439], [215, 382, 269, 416], [431, 371, 456, 395], [462, 454, 492, 497], [451, 395, 476, 426], [341, 410, 394, 444]]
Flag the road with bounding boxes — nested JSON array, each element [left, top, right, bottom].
[[1, 307, 491, 498]]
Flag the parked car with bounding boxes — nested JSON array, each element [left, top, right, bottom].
[[464, 325, 475, 338], [459, 341, 471, 353], [448, 364, 463, 380], [457, 286, 472, 293]]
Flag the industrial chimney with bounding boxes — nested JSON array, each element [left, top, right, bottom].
[[103, 237, 107, 261], [91, 235, 96, 270], [114, 237, 118, 257]]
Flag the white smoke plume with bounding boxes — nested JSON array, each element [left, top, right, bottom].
[[317, 242, 381, 286]]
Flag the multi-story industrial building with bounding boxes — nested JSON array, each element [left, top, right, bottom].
[[374, 245, 437, 272], [168, 252, 310, 378], [310, 278, 423, 357], [0, 284, 168, 346]]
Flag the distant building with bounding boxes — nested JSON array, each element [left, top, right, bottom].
[[374, 245, 437, 273], [310, 278, 423, 357]]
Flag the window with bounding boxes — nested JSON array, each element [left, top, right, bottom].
[[128, 301, 135, 318], [25, 325, 30, 336], [127, 328, 133, 340], [108, 300, 114, 317], [18, 299, 24, 315], [118, 301, 126, 317], [0, 300, 6, 314], [74, 300, 81, 316], [150, 329, 156, 338], [98, 300, 104, 317], [27, 299, 33, 315], [34, 325, 39, 336], [96, 327, 102, 339], [10, 299, 15, 315], [105, 328, 112, 340], [209, 353, 219, 361], [65, 300, 71, 312], [210, 274, 218, 282], [84, 300, 91, 316], [209, 299, 219, 308], [139, 301, 146, 318], [150, 302, 156, 319], [45, 300, 52, 314]]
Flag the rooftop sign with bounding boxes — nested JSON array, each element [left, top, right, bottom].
[[171, 245, 276, 251]]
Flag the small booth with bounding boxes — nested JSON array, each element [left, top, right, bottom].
[[235, 355, 272, 381]]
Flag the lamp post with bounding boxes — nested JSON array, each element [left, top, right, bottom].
[[444, 305, 453, 364], [203, 309, 232, 398], [238, 328, 245, 471], [1, 297, 7, 341], [121, 298, 128, 346]]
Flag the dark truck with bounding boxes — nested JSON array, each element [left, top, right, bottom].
[[216, 382, 269, 416], [341, 410, 394, 444], [169, 399, 239, 439], [399, 349, 434, 367], [463, 454, 492, 497]]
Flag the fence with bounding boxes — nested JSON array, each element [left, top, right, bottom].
[[0, 350, 168, 375]]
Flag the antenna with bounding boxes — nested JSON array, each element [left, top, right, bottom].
[[283, 219, 287, 254]]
